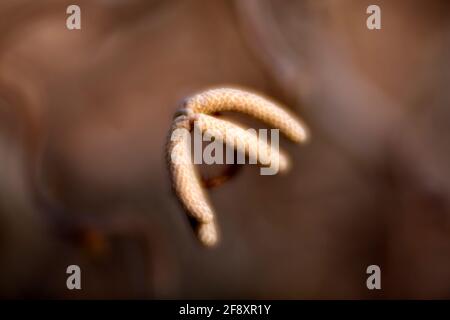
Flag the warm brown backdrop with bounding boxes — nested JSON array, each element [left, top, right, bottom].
[[0, 0, 450, 298]]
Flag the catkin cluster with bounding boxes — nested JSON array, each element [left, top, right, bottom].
[[166, 88, 309, 247]]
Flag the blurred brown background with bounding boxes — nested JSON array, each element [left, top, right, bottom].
[[1, 0, 450, 299]]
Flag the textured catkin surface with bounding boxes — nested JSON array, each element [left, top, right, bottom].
[[185, 88, 309, 143], [195, 113, 290, 172], [167, 117, 215, 224], [167, 115, 219, 246], [167, 87, 308, 247]]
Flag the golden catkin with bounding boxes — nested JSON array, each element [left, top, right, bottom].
[[185, 87, 309, 143], [195, 113, 290, 172], [167, 116, 215, 224]]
